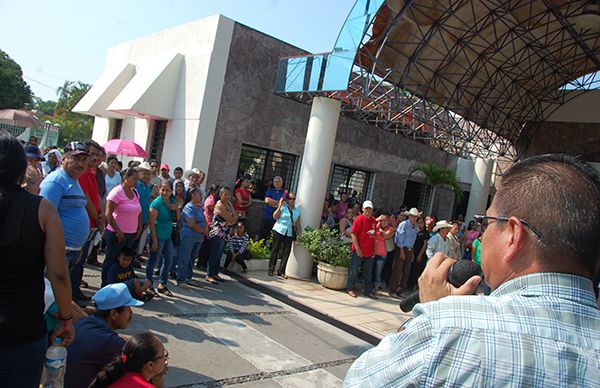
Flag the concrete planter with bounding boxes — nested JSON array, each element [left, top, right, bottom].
[[228, 258, 269, 272], [316, 262, 348, 290]]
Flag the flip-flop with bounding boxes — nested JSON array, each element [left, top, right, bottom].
[[157, 286, 173, 296], [206, 278, 219, 285]]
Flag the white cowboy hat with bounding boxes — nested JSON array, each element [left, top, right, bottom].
[[136, 161, 152, 172], [407, 207, 422, 217], [433, 220, 453, 232], [184, 168, 201, 180]]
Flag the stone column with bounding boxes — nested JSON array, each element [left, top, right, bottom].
[[465, 158, 494, 223], [286, 97, 341, 279]]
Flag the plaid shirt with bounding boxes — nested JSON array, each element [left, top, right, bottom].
[[344, 273, 600, 387]]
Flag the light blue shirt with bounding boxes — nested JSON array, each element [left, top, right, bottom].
[[344, 273, 600, 387], [40, 169, 89, 249], [394, 219, 418, 248], [272, 205, 300, 237]]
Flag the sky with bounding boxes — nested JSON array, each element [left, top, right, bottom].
[[1, 0, 355, 101]]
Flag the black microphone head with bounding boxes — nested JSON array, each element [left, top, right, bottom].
[[448, 260, 482, 288]]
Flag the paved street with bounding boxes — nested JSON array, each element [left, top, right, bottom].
[[82, 263, 372, 387]]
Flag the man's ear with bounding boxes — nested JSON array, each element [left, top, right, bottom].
[[503, 217, 527, 264]]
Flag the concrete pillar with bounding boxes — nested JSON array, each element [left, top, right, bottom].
[[286, 97, 341, 279], [465, 158, 494, 223]]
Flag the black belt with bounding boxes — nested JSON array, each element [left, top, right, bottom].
[[402, 247, 413, 251]]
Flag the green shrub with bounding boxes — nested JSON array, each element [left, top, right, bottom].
[[247, 238, 270, 260], [296, 226, 351, 268]]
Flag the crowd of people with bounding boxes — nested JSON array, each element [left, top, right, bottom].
[[2, 132, 599, 387]]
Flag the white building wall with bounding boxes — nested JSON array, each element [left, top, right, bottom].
[[89, 15, 235, 174]]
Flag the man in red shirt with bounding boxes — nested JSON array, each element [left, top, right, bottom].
[[348, 200, 377, 298], [75, 140, 105, 302]]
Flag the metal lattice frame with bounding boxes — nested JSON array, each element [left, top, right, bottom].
[[275, 0, 600, 160]]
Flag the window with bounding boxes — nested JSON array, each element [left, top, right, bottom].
[[149, 120, 167, 162], [111, 119, 123, 139], [236, 144, 299, 199], [403, 180, 430, 211], [328, 165, 373, 203]]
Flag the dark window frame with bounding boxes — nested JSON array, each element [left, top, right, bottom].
[[236, 144, 299, 200], [149, 120, 167, 162], [328, 164, 374, 204]]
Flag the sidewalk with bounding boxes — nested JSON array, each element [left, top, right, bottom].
[[235, 270, 413, 341]]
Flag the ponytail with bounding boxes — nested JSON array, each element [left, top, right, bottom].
[[88, 356, 127, 388]]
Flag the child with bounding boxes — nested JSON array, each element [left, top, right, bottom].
[[224, 222, 249, 273], [106, 246, 154, 301]]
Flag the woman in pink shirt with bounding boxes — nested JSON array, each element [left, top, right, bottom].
[[89, 332, 168, 388], [373, 213, 395, 298], [102, 167, 142, 286]]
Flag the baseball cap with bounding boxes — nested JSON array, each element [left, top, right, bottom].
[[24, 145, 44, 160], [160, 163, 170, 171], [362, 200, 374, 209], [93, 283, 144, 310], [64, 141, 89, 156]]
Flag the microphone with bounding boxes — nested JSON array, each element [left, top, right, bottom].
[[398, 260, 482, 313]]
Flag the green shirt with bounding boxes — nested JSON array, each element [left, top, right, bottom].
[[150, 196, 174, 241], [472, 238, 481, 265]]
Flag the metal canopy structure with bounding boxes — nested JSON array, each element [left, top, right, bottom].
[[275, 0, 600, 159]]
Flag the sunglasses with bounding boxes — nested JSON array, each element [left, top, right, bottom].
[[64, 141, 88, 154], [474, 214, 543, 241]]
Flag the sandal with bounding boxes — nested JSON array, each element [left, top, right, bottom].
[[206, 277, 219, 285], [348, 290, 358, 298], [141, 292, 155, 302], [147, 288, 158, 297], [157, 286, 173, 296], [213, 275, 225, 282]]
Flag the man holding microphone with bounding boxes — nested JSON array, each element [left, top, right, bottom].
[[344, 154, 600, 386]]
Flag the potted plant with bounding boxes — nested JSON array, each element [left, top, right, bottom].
[[297, 226, 351, 290]]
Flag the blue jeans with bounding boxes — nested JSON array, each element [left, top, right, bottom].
[[66, 250, 83, 300], [102, 229, 137, 286], [373, 255, 387, 291], [207, 236, 226, 278], [146, 238, 173, 286], [0, 335, 46, 388], [177, 236, 203, 283], [347, 251, 374, 295]]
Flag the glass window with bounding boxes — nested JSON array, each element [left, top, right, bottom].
[[111, 119, 123, 139], [328, 164, 373, 203], [403, 180, 430, 211], [236, 144, 299, 200]]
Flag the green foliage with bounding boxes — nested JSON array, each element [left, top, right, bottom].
[[34, 80, 93, 146], [247, 238, 270, 260], [411, 162, 464, 202], [0, 49, 33, 109], [296, 226, 351, 268]]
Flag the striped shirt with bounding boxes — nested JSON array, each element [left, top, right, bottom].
[[229, 233, 249, 254], [344, 273, 600, 387]]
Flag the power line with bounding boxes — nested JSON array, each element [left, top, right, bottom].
[[23, 76, 58, 92], [21, 63, 69, 82]]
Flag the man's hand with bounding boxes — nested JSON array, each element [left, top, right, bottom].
[[356, 249, 364, 258], [51, 320, 75, 346], [418, 252, 481, 303], [117, 231, 125, 242]]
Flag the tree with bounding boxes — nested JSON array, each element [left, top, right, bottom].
[[54, 81, 93, 145], [0, 49, 33, 109], [410, 162, 463, 215]]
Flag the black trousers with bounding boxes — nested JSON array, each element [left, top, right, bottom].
[[224, 250, 248, 270], [259, 217, 276, 241], [268, 231, 293, 275]]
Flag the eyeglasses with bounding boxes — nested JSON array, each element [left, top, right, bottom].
[[64, 141, 88, 154], [474, 214, 543, 241], [153, 350, 169, 362], [287, 197, 296, 200]]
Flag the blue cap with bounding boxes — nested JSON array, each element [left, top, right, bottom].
[[93, 283, 144, 310], [24, 144, 44, 160]]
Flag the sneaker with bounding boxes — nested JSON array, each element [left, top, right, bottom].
[[177, 283, 190, 290], [186, 279, 202, 287], [367, 292, 378, 300]]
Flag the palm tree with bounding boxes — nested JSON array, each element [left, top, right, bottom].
[[410, 162, 463, 215]]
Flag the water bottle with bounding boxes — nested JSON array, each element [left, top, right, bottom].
[[41, 338, 67, 388]]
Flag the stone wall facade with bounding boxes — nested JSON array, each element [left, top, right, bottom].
[[208, 23, 459, 233]]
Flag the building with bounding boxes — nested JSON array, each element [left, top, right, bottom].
[[75, 15, 494, 235]]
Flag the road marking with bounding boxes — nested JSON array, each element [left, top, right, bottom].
[[172, 358, 355, 387], [169, 287, 344, 385], [155, 310, 297, 319]]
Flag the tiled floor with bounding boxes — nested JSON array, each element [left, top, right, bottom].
[[239, 271, 413, 339]]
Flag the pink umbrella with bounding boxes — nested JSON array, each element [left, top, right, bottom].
[[102, 139, 147, 157]]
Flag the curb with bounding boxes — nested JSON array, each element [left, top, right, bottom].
[[224, 270, 381, 346]]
